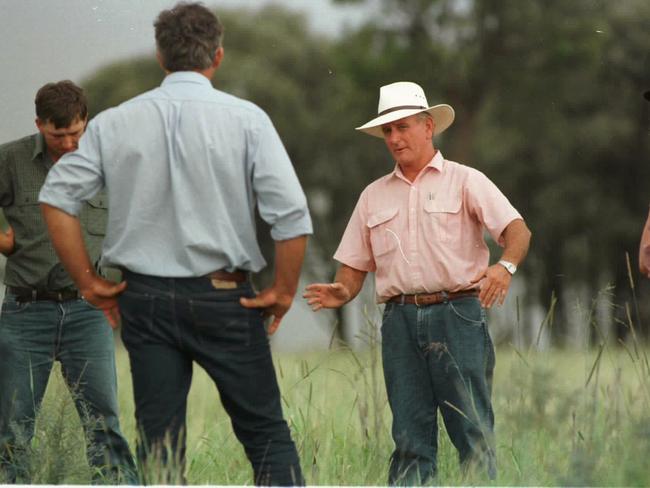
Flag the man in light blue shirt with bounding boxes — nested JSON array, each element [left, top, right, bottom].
[[40, 3, 310, 485]]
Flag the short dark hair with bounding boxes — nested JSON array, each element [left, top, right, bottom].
[[154, 2, 223, 72], [35, 80, 87, 128]]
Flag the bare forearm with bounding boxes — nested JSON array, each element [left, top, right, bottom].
[[273, 235, 308, 298], [500, 219, 532, 265], [41, 203, 95, 288], [334, 264, 367, 304]]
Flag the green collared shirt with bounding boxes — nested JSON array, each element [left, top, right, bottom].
[[0, 133, 107, 289]]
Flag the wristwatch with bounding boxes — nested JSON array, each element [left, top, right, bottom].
[[498, 260, 517, 275]]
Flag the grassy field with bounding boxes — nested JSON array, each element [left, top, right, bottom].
[[14, 334, 650, 485]]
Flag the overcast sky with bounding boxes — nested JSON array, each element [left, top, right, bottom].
[[0, 0, 370, 142]]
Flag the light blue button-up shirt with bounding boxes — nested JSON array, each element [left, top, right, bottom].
[[39, 72, 312, 276]]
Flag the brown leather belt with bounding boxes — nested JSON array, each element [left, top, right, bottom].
[[205, 270, 249, 283], [7, 286, 81, 303], [388, 289, 479, 306]]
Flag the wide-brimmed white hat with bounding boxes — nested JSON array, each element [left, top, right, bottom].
[[356, 81, 455, 138]]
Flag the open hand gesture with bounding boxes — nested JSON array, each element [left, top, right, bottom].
[[303, 282, 351, 311]]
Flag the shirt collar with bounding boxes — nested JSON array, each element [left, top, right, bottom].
[[32, 133, 45, 161], [161, 71, 213, 87], [32, 133, 55, 169], [428, 150, 445, 171], [391, 150, 445, 181]]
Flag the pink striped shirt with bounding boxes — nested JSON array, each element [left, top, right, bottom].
[[333, 151, 522, 302]]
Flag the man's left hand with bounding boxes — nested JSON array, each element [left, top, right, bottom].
[[471, 264, 512, 308], [80, 276, 127, 329], [240, 287, 293, 335]]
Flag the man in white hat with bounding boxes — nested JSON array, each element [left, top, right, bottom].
[[304, 81, 531, 483]]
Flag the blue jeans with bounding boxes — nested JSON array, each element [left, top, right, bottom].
[[0, 294, 137, 483], [381, 297, 496, 485], [118, 271, 304, 486]]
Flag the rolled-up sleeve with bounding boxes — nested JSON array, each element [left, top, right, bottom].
[[38, 121, 105, 216], [250, 113, 312, 241]]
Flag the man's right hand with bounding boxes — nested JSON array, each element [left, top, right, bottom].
[[303, 282, 351, 311], [0, 226, 15, 256], [80, 275, 127, 329]]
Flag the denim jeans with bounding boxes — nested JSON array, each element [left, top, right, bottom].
[[118, 271, 304, 486], [381, 296, 496, 485], [0, 294, 137, 484]]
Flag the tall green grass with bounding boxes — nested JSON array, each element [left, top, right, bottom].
[[8, 290, 650, 485], [0, 371, 107, 484], [13, 337, 648, 485]]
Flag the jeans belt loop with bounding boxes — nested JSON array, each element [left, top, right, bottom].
[[414, 294, 420, 307], [441, 290, 449, 303], [32, 289, 37, 301]]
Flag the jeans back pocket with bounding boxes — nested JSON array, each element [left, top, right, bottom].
[[189, 299, 252, 348]]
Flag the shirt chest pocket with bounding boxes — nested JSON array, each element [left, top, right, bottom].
[[13, 191, 45, 239], [367, 207, 399, 257], [15, 190, 42, 217], [423, 193, 462, 243], [82, 194, 108, 236]]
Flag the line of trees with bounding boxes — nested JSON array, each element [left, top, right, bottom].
[[82, 0, 650, 345]]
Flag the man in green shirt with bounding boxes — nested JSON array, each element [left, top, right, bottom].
[[0, 81, 136, 483]]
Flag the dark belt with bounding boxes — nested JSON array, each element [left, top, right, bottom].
[[389, 289, 479, 306], [7, 286, 81, 303]]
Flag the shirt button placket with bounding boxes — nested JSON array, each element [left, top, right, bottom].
[[408, 185, 419, 288]]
